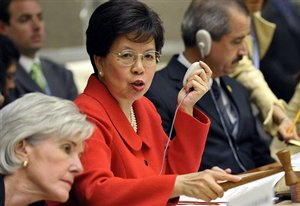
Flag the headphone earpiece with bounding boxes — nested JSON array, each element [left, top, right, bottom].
[[196, 29, 212, 59]]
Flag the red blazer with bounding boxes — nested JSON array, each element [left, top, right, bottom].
[[49, 74, 210, 206]]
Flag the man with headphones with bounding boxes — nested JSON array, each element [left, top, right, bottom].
[[145, 0, 275, 174]]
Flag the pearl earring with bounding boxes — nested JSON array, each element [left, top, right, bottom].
[[22, 160, 28, 167], [99, 71, 103, 76]]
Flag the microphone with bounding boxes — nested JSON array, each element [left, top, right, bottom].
[[182, 62, 203, 87]]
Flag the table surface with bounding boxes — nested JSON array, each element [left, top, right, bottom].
[[277, 200, 300, 205]]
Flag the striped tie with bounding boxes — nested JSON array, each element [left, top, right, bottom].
[[211, 80, 239, 136]]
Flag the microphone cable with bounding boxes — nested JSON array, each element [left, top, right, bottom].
[[159, 92, 189, 175], [209, 88, 247, 172]]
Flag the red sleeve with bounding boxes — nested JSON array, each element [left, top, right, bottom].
[[166, 107, 210, 174]]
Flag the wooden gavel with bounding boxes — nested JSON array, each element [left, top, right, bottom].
[[220, 149, 300, 191]]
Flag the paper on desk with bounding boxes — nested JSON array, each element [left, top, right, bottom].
[[179, 152, 300, 204], [228, 179, 274, 206], [291, 152, 300, 171], [288, 139, 300, 147], [179, 172, 284, 204]]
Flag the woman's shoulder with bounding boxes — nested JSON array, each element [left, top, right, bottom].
[[138, 96, 157, 111], [136, 96, 162, 121]]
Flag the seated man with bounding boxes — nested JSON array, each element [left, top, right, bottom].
[[0, 0, 78, 101], [231, 0, 298, 140], [146, 0, 275, 174]]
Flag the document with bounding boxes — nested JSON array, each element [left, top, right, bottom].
[[178, 172, 283, 205], [177, 152, 300, 206], [288, 139, 300, 147]]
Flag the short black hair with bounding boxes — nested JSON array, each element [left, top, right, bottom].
[[0, 34, 20, 94], [86, 0, 164, 73], [0, 0, 11, 24]]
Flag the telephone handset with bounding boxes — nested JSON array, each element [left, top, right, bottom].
[[182, 62, 202, 86]]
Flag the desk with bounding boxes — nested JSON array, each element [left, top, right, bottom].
[[277, 200, 300, 205], [176, 200, 300, 205], [178, 167, 298, 205], [178, 152, 300, 206]]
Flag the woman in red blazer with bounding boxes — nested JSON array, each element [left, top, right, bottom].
[[48, 1, 241, 205]]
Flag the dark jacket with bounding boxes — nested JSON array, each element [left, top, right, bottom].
[[9, 58, 78, 102], [146, 55, 275, 174], [261, 0, 300, 101]]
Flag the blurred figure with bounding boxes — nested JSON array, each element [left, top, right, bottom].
[[231, 0, 298, 141], [49, 1, 241, 205], [0, 0, 78, 102], [261, 0, 300, 102], [291, 0, 300, 14], [0, 92, 94, 206], [271, 81, 300, 156], [0, 34, 19, 108], [146, 0, 275, 174]]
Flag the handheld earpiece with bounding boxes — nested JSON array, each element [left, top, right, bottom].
[[182, 62, 202, 87], [196, 29, 212, 59], [182, 30, 211, 88]]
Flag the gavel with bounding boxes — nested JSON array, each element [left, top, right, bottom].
[[220, 149, 300, 191]]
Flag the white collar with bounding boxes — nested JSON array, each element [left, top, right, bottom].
[[177, 53, 192, 68], [19, 55, 41, 73]]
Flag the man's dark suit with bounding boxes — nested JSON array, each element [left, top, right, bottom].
[[146, 55, 275, 174], [261, 0, 300, 102], [9, 58, 78, 102]]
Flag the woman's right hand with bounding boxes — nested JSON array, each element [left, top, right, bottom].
[[178, 61, 212, 116], [171, 168, 241, 201]]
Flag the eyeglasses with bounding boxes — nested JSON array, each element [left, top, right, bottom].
[[110, 50, 161, 68]]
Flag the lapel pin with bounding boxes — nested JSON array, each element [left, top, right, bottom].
[[226, 85, 232, 93]]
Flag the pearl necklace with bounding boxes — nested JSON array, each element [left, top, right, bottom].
[[130, 106, 138, 132]]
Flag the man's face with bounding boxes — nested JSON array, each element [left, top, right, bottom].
[[206, 8, 250, 78], [0, 0, 44, 58]]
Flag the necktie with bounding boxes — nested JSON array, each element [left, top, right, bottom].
[[211, 80, 238, 136], [251, 18, 260, 69], [30, 63, 45, 91]]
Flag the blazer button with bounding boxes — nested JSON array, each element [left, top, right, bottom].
[[144, 160, 148, 166]]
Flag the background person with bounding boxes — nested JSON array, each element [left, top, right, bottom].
[[272, 81, 300, 156], [0, 0, 78, 102], [230, 0, 298, 141], [287, 82, 300, 135], [261, 0, 300, 102], [0, 92, 94, 206], [0, 34, 19, 108], [49, 1, 241, 205]]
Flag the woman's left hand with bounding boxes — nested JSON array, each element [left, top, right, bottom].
[[178, 61, 212, 115]]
